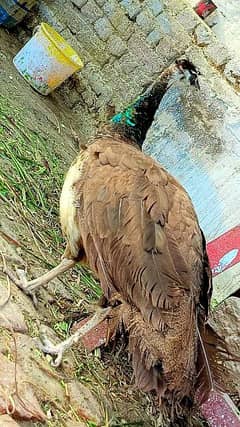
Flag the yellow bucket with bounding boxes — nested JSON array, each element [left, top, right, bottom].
[[13, 23, 84, 95]]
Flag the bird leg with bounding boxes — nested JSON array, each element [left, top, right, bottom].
[[2, 258, 76, 296], [36, 307, 111, 367]]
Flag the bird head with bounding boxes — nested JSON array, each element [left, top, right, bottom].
[[175, 58, 201, 89], [164, 58, 201, 90]]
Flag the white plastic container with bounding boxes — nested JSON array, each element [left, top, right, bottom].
[[13, 23, 84, 95]]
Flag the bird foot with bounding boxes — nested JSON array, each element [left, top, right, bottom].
[[2, 266, 39, 306], [2, 258, 76, 305], [35, 326, 66, 367], [35, 307, 112, 367]]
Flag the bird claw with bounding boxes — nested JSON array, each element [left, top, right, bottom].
[[35, 326, 64, 367], [35, 308, 112, 367], [2, 266, 38, 304], [15, 269, 39, 306]]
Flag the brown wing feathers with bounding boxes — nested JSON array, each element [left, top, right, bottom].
[[70, 138, 207, 418]]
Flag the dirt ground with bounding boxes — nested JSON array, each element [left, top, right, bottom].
[[0, 29, 158, 427]]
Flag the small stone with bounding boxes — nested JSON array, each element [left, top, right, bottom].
[[103, 0, 118, 18], [107, 8, 133, 42], [81, 0, 103, 23], [224, 60, 240, 87], [0, 285, 28, 333], [136, 10, 154, 34], [177, 9, 199, 33], [155, 35, 180, 66], [75, 23, 110, 66], [0, 330, 75, 400], [146, 29, 162, 47], [107, 35, 127, 57], [162, 0, 185, 13], [95, 0, 105, 5], [120, 0, 141, 21], [94, 17, 113, 41], [128, 32, 162, 73], [101, 62, 127, 104], [169, 19, 192, 52], [146, 0, 163, 17], [0, 353, 46, 421], [71, 0, 87, 7], [68, 381, 102, 424], [209, 297, 240, 397], [81, 64, 106, 95], [194, 24, 211, 46], [156, 12, 172, 34], [204, 42, 231, 68], [115, 15, 134, 40], [118, 53, 138, 74]]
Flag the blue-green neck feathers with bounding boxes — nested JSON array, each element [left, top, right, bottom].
[[110, 79, 169, 148], [111, 94, 144, 128]]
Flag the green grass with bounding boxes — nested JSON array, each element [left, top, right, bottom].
[[0, 94, 101, 300], [0, 97, 63, 260], [53, 320, 70, 338], [0, 105, 61, 216], [76, 266, 103, 301]]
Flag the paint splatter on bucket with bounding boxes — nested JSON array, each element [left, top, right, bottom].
[[0, 0, 37, 28], [13, 23, 84, 95]]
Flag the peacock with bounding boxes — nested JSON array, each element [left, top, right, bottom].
[[4, 60, 228, 425]]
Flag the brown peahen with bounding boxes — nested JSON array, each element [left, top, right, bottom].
[[4, 60, 228, 425]]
